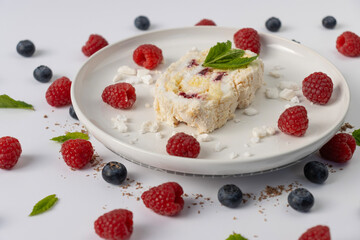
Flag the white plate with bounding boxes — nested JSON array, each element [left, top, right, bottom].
[[71, 27, 350, 176]]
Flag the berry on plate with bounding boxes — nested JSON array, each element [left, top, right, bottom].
[[102, 161, 127, 185], [302, 72, 333, 104], [322, 16, 337, 29], [195, 19, 216, 26], [166, 132, 200, 158], [94, 209, 133, 240], [141, 182, 184, 216], [60, 139, 94, 169], [218, 184, 243, 208], [299, 225, 331, 240], [336, 31, 360, 57], [102, 82, 136, 109], [16, 40, 35, 57], [133, 44, 163, 70], [0, 136, 22, 170], [33, 65, 53, 83], [304, 161, 328, 184], [265, 17, 281, 32], [288, 188, 314, 212], [319, 133, 356, 163], [278, 106, 308, 137], [45, 76, 72, 107], [82, 34, 108, 57], [233, 28, 261, 54], [134, 15, 150, 30]]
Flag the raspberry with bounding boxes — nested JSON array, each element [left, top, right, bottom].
[[102, 83, 136, 109], [302, 72, 333, 104], [141, 182, 184, 216], [319, 133, 356, 163], [336, 31, 360, 57], [94, 209, 133, 240], [278, 106, 308, 137], [82, 34, 108, 57], [60, 139, 94, 169], [233, 28, 261, 54], [133, 44, 163, 70], [45, 77, 72, 107], [298, 225, 330, 240], [195, 19, 216, 26], [166, 132, 200, 158], [0, 136, 22, 170]]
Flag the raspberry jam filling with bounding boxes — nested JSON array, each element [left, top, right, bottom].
[[187, 59, 199, 68], [179, 92, 199, 99], [197, 67, 211, 76], [214, 72, 227, 81]]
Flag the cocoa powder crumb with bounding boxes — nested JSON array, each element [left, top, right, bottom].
[[340, 122, 354, 132]]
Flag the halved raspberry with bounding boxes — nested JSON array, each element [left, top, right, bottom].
[[233, 28, 261, 54], [0, 136, 22, 170], [336, 31, 360, 57], [60, 139, 94, 169], [302, 72, 333, 104], [298, 225, 330, 240], [45, 77, 72, 107], [166, 132, 200, 158], [94, 209, 133, 240], [319, 133, 356, 163], [141, 182, 184, 216], [82, 34, 108, 57], [102, 83, 136, 109], [278, 106, 308, 137], [195, 19, 216, 26], [133, 44, 163, 70]]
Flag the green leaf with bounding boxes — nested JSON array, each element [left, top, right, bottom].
[[0, 94, 34, 110], [204, 40, 232, 64], [352, 129, 360, 146], [226, 233, 248, 240], [50, 132, 89, 143], [203, 41, 258, 70], [204, 56, 258, 70], [29, 194, 58, 216]]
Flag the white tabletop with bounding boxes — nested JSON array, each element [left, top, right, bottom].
[[1, 0, 360, 239]]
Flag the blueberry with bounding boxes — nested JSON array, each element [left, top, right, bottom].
[[69, 105, 78, 120], [33, 65, 52, 83], [218, 184, 243, 208], [265, 17, 281, 32], [102, 161, 127, 185], [134, 16, 150, 30], [304, 161, 328, 184], [322, 16, 337, 29], [288, 188, 314, 212], [16, 40, 36, 57]]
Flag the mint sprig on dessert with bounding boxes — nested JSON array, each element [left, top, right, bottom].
[[203, 40, 257, 70], [51, 132, 89, 143], [29, 194, 58, 216], [0, 94, 34, 110]]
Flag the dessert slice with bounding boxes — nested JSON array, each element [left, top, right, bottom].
[[154, 44, 264, 133]]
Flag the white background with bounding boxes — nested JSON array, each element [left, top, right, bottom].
[[1, 0, 360, 239]]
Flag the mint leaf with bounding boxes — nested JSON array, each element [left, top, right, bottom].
[[29, 194, 58, 216], [204, 40, 232, 64], [0, 94, 34, 110], [51, 132, 89, 143], [203, 41, 257, 70], [352, 129, 360, 146], [226, 233, 248, 240], [205, 56, 258, 70]]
